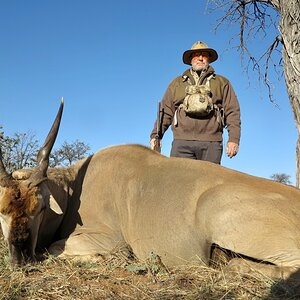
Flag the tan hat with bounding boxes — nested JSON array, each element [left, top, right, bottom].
[[182, 41, 218, 65]]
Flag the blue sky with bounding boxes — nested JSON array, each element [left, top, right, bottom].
[[0, 1, 297, 183]]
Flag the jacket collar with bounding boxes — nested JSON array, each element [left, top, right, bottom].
[[181, 66, 215, 84]]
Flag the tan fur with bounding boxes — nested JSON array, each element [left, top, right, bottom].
[[2, 144, 300, 280], [46, 144, 300, 280], [0, 182, 39, 244], [0, 183, 38, 216]]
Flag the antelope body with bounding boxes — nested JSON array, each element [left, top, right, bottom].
[[1, 101, 300, 279]]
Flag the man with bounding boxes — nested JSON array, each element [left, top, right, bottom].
[[150, 41, 241, 164]]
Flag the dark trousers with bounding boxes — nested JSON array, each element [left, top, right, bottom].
[[170, 140, 223, 164]]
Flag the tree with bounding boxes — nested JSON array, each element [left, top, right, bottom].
[[0, 131, 39, 173], [209, 0, 300, 186], [270, 172, 292, 184], [0, 127, 91, 171], [50, 140, 91, 167]]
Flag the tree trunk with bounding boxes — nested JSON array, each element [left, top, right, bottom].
[[278, 0, 300, 187]]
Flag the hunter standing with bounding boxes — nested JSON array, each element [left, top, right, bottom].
[[150, 41, 241, 164]]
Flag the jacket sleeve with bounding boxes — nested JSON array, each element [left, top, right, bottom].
[[150, 80, 176, 139], [223, 82, 241, 144]]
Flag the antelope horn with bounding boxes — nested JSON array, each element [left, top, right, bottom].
[[34, 98, 64, 179]]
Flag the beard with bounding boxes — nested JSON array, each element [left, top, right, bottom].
[[191, 60, 209, 72]]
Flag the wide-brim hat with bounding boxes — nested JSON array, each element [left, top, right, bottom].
[[183, 41, 218, 65]]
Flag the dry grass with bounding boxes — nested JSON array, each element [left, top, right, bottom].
[[1, 236, 300, 300]]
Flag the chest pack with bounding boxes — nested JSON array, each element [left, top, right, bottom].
[[180, 74, 214, 117]]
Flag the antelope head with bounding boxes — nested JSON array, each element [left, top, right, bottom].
[[0, 99, 64, 266]]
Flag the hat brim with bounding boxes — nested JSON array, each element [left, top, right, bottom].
[[182, 48, 218, 65]]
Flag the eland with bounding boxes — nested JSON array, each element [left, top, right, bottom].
[[1, 100, 300, 280]]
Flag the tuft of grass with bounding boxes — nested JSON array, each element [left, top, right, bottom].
[[1, 235, 300, 299]]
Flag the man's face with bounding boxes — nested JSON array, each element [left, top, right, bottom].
[[191, 51, 210, 72]]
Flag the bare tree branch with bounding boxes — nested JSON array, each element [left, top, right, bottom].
[[208, 0, 281, 103]]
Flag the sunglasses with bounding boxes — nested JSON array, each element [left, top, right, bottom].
[[191, 51, 210, 58]]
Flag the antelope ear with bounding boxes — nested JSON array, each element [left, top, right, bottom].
[[49, 195, 63, 215]]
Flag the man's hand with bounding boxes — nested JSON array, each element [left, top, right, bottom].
[[150, 138, 162, 151], [226, 142, 239, 158]]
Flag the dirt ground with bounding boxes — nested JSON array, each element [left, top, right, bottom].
[[1, 235, 300, 300]]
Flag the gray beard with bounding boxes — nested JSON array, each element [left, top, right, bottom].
[[191, 61, 209, 73], [192, 66, 208, 73]]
